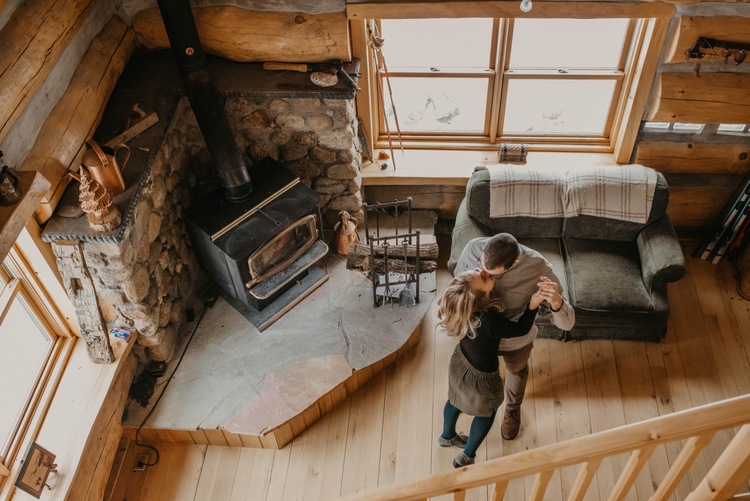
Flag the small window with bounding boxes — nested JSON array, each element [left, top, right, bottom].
[[672, 123, 703, 132], [643, 122, 704, 133], [717, 124, 750, 134]]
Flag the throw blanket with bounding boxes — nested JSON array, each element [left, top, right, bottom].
[[488, 164, 658, 224]]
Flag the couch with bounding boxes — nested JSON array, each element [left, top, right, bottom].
[[447, 165, 686, 342]]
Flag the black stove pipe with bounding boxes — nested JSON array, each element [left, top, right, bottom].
[[156, 0, 252, 202]]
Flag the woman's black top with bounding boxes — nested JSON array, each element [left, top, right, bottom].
[[459, 305, 538, 372]]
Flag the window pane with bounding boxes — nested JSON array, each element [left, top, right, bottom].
[[718, 124, 748, 132], [0, 295, 53, 454], [510, 19, 629, 69], [380, 19, 493, 68], [672, 123, 703, 132], [644, 122, 671, 130], [384, 77, 488, 133], [503, 79, 615, 135]]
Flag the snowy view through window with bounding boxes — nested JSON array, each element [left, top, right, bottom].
[[378, 18, 630, 137]]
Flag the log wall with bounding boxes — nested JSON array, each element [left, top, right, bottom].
[[638, 14, 750, 234]]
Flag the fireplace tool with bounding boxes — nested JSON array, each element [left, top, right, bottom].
[[363, 198, 421, 307], [398, 239, 416, 307]]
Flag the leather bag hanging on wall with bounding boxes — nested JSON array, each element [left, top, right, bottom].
[[80, 139, 130, 195]]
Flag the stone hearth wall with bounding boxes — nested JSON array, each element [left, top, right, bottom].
[[224, 95, 363, 227], [74, 99, 198, 362], [50, 90, 362, 363]]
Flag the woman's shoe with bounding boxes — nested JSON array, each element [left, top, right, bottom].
[[452, 451, 476, 468], [438, 434, 468, 448]]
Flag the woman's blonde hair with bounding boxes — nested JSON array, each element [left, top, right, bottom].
[[437, 271, 504, 340]]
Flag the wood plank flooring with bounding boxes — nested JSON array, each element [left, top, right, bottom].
[[109, 240, 750, 501]]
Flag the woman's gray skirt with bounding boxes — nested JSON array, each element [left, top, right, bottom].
[[448, 344, 504, 417]]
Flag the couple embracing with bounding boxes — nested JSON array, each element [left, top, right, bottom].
[[437, 234, 575, 468]]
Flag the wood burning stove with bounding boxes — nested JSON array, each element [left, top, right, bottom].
[[158, 0, 329, 329], [185, 158, 329, 329]]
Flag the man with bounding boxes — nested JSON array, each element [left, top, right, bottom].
[[453, 233, 575, 440]]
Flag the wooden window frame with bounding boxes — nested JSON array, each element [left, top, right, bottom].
[[348, 2, 673, 160], [0, 231, 75, 492]]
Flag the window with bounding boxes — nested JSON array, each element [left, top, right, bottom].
[[364, 16, 643, 148], [0, 228, 74, 491], [717, 123, 750, 135], [643, 122, 705, 133]]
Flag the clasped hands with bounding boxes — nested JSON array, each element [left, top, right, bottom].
[[530, 276, 563, 311]]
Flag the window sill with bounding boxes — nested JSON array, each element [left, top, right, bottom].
[[361, 149, 621, 186], [3, 332, 136, 500]]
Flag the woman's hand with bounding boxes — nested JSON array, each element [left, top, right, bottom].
[[530, 287, 545, 310], [536, 276, 564, 311]]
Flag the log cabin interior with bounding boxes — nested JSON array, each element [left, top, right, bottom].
[[1, 0, 750, 500]]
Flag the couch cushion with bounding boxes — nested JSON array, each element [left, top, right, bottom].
[[466, 167, 564, 238], [518, 238, 569, 301], [564, 237, 653, 313]]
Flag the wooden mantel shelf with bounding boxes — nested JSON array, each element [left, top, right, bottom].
[[0, 170, 50, 262]]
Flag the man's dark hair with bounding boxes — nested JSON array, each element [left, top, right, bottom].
[[483, 233, 519, 270]]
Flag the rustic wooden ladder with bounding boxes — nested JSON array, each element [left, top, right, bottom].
[[337, 394, 750, 501]]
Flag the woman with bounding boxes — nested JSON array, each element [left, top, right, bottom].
[[437, 269, 545, 468]]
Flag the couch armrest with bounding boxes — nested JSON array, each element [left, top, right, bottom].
[[637, 214, 686, 292], [448, 198, 489, 274]]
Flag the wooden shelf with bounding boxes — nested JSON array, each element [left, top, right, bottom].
[[0, 170, 50, 262]]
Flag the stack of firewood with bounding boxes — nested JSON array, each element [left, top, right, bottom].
[[345, 242, 438, 274]]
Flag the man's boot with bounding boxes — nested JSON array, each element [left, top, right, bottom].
[[501, 406, 521, 440]]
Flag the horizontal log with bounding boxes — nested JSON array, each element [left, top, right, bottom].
[[667, 185, 735, 231], [666, 16, 750, 63], [636, 141, 750, 175], [647, 72, 750, 124], [133, 6, 350, 63], [0, 0, 97, 144], [347, 256, 437, 274], [19, 17, 135, 223]]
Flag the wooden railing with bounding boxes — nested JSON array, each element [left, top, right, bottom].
[[337, 394, 750, 501]]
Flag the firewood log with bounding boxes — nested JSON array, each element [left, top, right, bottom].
[[346, 242, 438, 273]]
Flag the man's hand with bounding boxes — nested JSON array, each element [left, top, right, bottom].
[[536, 276, 563, 311]]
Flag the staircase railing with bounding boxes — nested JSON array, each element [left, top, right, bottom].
[[337, 394, 750, 501]]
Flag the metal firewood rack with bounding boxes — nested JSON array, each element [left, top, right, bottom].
[[362, 197, 421, 307]]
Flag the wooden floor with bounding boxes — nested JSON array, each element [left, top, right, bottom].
[[108, 239, 750, 501]]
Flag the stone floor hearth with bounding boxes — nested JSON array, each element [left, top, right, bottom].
[[123, 250, 437, 449]]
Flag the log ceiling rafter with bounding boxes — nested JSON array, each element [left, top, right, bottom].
[[0, 0, 98, 145]]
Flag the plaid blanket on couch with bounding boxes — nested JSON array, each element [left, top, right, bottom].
[[488, 164, 657, 224]]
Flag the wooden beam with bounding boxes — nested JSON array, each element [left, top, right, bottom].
[[133, 7, 350, 63], [347, 2, 675, 20], [0, 0, 97, 145], [647, 72, 750, 124], [666, 16, 750, 63], [103, 112, 159, 148], [18, 17, 135, 224]]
